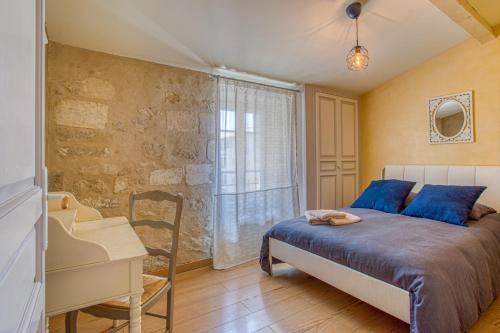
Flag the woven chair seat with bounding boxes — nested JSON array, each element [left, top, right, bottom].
[[100, 274, 169, 310]]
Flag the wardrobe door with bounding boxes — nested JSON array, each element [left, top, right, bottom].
[[314, 92, 358, 209], [337, 98, 359, 207], [315, 93, 339, 209]]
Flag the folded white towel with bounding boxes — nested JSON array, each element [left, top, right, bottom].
[[306, 209, 347, 220], [306, 209, 361, 226], [329, 212, 362, 225]]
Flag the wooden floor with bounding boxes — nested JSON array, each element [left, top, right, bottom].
[[49, 260, 500, 333]]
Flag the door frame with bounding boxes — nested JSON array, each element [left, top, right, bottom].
[[35, 0, 47, 330]]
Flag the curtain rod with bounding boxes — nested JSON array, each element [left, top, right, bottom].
[[211, 74, 303, 93], [210, 67, 302, 92]]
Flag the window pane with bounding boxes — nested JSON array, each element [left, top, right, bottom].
[[245, 112, 254, 132], [245, 171, 261, 191], [221, 171, 236, 193], [220, 132, 235, 172], [220, 110, 235, 131]]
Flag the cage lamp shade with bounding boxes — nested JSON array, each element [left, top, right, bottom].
[[346, 45, 369, 71]]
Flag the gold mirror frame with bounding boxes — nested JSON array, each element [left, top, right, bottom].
[[428, 91, 474, 144]]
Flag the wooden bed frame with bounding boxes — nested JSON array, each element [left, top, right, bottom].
[[267, 164, 500, 324]]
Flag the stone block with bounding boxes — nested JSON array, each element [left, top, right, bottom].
[[55, 127, 98, 140], [78, 77, 115, 100], [143, 143, 166, 159], [80, 164, 120, 175], [112, 120, 127, 132], [150, 168, 184, 185], [199, 112, 215, 137], [166, 111, 198, 132], [55, 99, 108, 129], [73, 179, 108, 196], [57, 146, 111, 158], [186, 164, 212, 185], [165, 92, 181, 104], [57, 78, 115, 100], [114, 177, 128, 193], [134, 106, 160, 133], [81, 197, 120, 209], [207, 101, 216, 113], [48, 173, 64, 191], [170, 134, 204, 162], [137, 106, 156, 118], [207, 139, 215, 162], [185, 197, 209, 210]]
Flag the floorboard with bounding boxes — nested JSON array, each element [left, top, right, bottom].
[[49, 261, 500, 333]]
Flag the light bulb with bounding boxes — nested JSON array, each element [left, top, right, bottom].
[[355, 54, 362, 66], [346, 45, 369, 71]]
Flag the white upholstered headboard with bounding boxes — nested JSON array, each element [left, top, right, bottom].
[[384, 165, 500, 211]]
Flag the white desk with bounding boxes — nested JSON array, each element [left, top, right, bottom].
[[46, 193, 147, 333]]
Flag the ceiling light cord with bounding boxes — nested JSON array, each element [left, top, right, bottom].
[[356, 18, 359, 47]]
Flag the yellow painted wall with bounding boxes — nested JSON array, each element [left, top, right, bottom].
[[359, 38, 500, 190]]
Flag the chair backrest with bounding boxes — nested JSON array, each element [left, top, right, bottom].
[[129, 190, 184, 283]]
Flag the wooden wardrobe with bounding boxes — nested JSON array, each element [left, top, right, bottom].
[[305, 85, 359, 210]]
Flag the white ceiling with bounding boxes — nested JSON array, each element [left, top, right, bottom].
[[46, 0, 470, 95]]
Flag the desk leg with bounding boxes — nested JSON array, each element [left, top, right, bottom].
[[129, 294, 141, 333]]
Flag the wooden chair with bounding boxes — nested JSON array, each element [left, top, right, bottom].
[[65, 190, 184, 333]]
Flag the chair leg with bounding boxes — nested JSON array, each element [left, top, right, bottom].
[[166, 289, 174, 333], [65, 311, 78, 333]]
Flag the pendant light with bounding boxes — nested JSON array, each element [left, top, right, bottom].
[[346, 2, 369, 71]]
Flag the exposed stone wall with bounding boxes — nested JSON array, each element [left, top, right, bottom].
[[46, 42, 216, 270]]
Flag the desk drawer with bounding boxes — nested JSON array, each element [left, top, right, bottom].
[[46, 259, 143, 315]]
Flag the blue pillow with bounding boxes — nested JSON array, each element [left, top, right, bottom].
[[401, 184, 487, 226], [351, 179, 416, 214]]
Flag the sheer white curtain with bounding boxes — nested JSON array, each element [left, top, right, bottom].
[[213, 78, 300, 269]]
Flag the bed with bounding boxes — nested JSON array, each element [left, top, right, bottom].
[[260, 165, 500, 333]]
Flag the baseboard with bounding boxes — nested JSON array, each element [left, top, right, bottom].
[[152, 258, 213, 276], [176, 258, 213, 273]]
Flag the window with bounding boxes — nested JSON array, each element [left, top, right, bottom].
[[214, 78, 299, 269], [219, 110, 260, 193]]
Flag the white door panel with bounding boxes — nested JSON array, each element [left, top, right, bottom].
[[0, 0, 45, 332], [0, 190, 42, 274], [0, 230, 37, 333], [0, 0, 37, 190]]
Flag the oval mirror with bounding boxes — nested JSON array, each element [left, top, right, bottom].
[[434, 100, 465, 138]]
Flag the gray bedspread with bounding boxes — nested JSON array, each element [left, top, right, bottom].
[[259, 208, 500, 333]]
